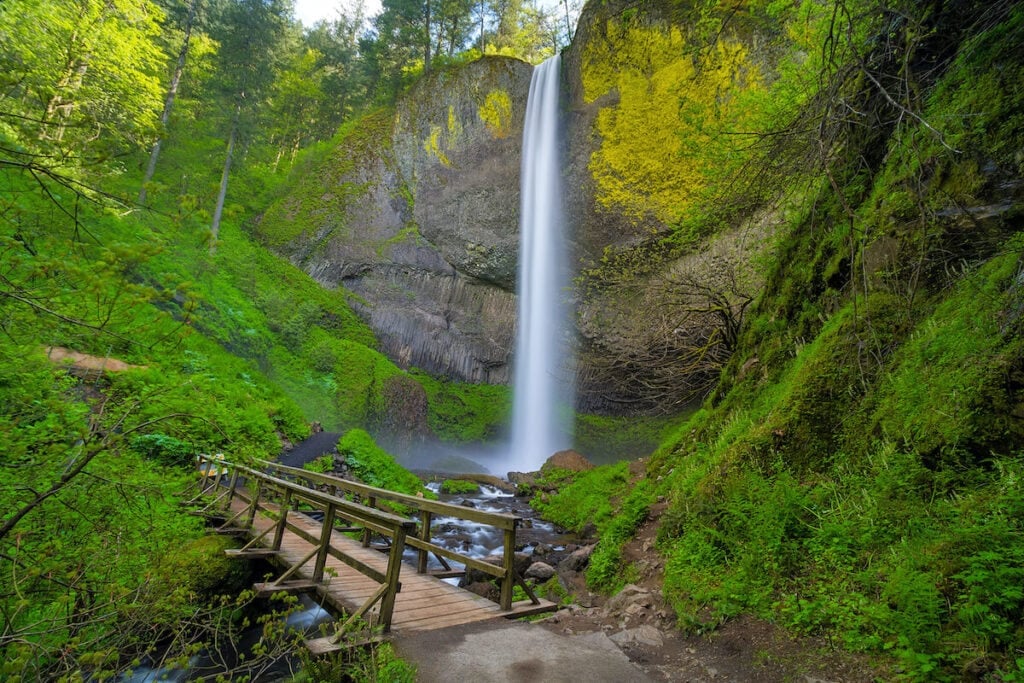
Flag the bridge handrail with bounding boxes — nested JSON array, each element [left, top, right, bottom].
[[237, 460, 416, 530], [259, 459, 535, 611], [195, 454, 415, 632], [262, 460, 522, 529]]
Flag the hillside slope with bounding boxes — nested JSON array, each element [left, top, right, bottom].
[[542, 1, 1024, 678]]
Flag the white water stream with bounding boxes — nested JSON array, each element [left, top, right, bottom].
[[506, 55, 574, 474]]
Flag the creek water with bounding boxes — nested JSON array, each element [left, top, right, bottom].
[[507, 54, 575, 475], [118, 592, 333, 683], [419, 482, 577, 573]]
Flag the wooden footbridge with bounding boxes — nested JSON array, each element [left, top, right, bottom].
[[189, 455, 556, 653]]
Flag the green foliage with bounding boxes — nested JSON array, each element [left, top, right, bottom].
[[298, 640, 416, 683], [156, 535, 255, 599], [645, 6, 1024, 678], [337, 429, 428, 496], [585, 480, 655, 593], [303, 454, 336, 474], [533, 461, 656, 593], [253, 110, 395, 248], [575, 412, 689, 464], [130, 433, 197, 468], [532, 462, 633, 534], [439, 478, 480, 495], [414, 371, 511, 443]]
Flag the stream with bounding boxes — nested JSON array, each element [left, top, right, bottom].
[[417, 481, 578, 575]]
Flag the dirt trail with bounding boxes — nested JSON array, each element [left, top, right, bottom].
[[536, 503, 888, 682]]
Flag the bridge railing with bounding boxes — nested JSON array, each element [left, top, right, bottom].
[[259, 460, 538, 612], [194, 454, 416, 635]]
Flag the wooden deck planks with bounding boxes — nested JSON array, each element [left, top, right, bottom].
[[221, 497, 531, 634]]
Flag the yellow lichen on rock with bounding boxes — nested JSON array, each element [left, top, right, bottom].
[[423, 124, 452, 167], [477, 89, 513, 138], [583, 20, 764, 224], [447, 104, 462, 139]]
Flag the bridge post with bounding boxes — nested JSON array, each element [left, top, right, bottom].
[[245, 479, 263, 529], [417, 510, 432, 574], [361, 496, 376, 547], [312, 502, 337, 583], [271, 488, 292, 551], [499, 524, 517, 610], [379, 524, 408, 632], [223, 468, 240, 510]]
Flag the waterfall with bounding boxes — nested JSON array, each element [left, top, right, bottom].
[[506, 55, 573, 474]]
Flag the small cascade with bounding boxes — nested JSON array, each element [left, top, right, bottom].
[[507, 55, 574, 474]]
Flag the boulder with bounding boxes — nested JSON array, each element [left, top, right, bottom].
[[463, 581, 499, 602], [609, 625, 665, 649], [461, 552, 532, 586], [525, 562, 556, 581], [558, 544, 595, 573], [604, 584, 652, 615], [507, 471, 538, 487], [541, 450, 594, 474]]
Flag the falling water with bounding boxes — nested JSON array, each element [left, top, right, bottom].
[[506, 55, 574, 474]]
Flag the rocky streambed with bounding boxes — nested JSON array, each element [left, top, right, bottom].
[[418, 479, 597, 602]]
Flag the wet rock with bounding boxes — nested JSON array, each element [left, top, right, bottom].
[[463, 581, 499, 602], [525, 562, 556, 581], [507, 471, 538, 487], [558, 544, 595, 573], [532, 542, 554, 558]]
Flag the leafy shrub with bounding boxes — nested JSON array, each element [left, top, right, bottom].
[[130, 433, 196, 468], [337, 429, 427, 496], [531, 461, 632, 534], [303, 454, 335, 474]]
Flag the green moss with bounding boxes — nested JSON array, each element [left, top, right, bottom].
[[439, 478, 480, 495], [870, 248, 1024, 466], [643, 7, 1024, 676], [337, 429, 428, 496], [414, 371, 510, 443], [254, 109, 395, 248], [575, 412, 689, 464], [158, 535, 254, 598], [423, 124, 452, 166], [532, 461, 632, 535]]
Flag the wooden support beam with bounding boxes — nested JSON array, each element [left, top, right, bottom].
[[253, 580, 318, 597], [305, 634, 385, 657], [225, 548, 279, 559], [378, 523, 407, 632], [271, 489, 292, 551], [312, 503, 337, 583]]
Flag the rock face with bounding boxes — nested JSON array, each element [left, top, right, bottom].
[[393, 59, 531, 289], [255, 57, 533, 384]]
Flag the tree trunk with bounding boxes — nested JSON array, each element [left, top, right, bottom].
[[209, 110, 238, 254], [139, 0, 199, 205], [479, 0, 486, 52], [424, 0, 432, 72], [563, 0, 572, 43]]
